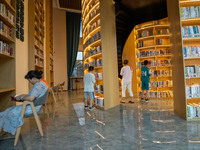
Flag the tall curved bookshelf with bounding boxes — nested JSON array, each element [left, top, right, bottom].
[[135, 18, 173, 100], [82, 0, 119, 110]]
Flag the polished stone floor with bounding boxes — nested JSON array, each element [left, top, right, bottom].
[[1, 90, 200, 150]]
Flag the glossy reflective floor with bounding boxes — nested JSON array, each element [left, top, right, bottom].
[[1, 90, 200, 150]]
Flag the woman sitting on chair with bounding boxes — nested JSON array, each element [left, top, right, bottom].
[[0, 70, 48, 135]]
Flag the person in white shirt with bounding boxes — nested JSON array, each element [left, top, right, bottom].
[[120, 60, 134, 103], [84, 66, 96, 111]]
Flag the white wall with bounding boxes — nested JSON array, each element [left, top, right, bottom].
[[53, 8, 68, 90]]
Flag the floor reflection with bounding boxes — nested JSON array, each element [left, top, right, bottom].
[[0, 91, 200, 150]]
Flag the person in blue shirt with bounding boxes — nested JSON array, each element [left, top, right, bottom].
[[141, 60, 151, 102]]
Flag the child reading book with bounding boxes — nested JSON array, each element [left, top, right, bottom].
[[84, 66, 96, 111], [141, 60, 151, 102]]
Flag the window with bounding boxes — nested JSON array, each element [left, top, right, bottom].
[[72, 51, 83, 77]]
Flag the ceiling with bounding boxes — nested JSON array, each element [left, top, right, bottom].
[[114, 0, 168, 75], [58, 0, 81, 10]]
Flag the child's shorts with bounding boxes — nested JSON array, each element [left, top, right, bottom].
[[142, 81, 149, 90], [84, 92, 94, 99]]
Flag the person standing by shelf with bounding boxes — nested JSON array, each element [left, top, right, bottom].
[[120, 60, 134, 104], [141, 60, 151, 102], [84, 66, 96, 111]]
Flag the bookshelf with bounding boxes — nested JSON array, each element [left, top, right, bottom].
[[82, 0, 119, 110], [34, 0, 44, 71], [130, 18, 173, 99], [45, 0, 54, 87], [0, 0, 16, 111], [167, 0, 200, 121]]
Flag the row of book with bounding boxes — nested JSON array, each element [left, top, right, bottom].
[[94, 84, 103, 94], [148, 80, 173, 88], [0, 3, 15, 25], [94, 96, 104, 108], [89, 5, 100, 20], [137, 39, 167, 48], [89, 19, 100, 33], [150, 70, 172, 77], [183, 46, 200, 58], [84, 59, 102, 70], [35, 58, 44, 66], [156, 28, 169, 35], [139, 90, 173, 98], [182, 25, 200, 38], [137, 28, 169, 39], [137, 49, 171, 58], [35, 48, 44, 58], [94, 72, 103, 80], [83, 2, 99, 27], [84, 45, 102, 59], [84, 31, 101, 48], [137, 60, 171, 68], [187, 103, 200, 119], [185, 65, 200, 78], [138, 29, 153, 38], [0, 41, 14, 56], [0, 21, 14, 39], [180, 6, 200, 19], [89, 59, 102, 67], [186, 84, 200, 99], [34, 39, 43, 50]]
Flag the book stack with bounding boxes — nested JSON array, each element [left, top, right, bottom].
[[156, 39, 163, 45], [157, 59, 171, 66], [180, 6, 200, 19], [89, 59, 102, 67], [137, 50, 156, 58], [185, 65, 200, 77], [186, 84, 200, 99], [84, 63, 89, 70], [137, 60, 157, 68], [0, 3, 15, 25], [84, 45, 102, 59], [94, 72, 103, 80], [94, 96, 104, 108], [137, 49, 171, 58], [157, 70, 172, 77], [187, 103, 200, 119], [149, 81, 158, 88], [94, 84, 103, 94], [137, 41, 143, 48], [139, 90, 173, 98], [84, 31, 101, 48], [183, 46, 200, 58], [0, 41, 14, 56], [158, 80, 173, 87], [0, 21, 13, 39], [182, 25, 200, 38]]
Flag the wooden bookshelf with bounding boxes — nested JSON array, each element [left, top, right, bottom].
[[82, 0, 119, 110], [45, 0, 54, 87], [34, 0, 44, 71], [0, 0, 16, 112], [123, 18, 173, 100], [167, 0, 200, 121]]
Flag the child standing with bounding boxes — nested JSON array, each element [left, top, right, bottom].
[[84, 66, 96, 111], [141, 60, 150, 102], [120, 60, 134, 103]]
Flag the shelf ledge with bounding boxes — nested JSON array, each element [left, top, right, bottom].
[[0, 88, 15, 93]]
